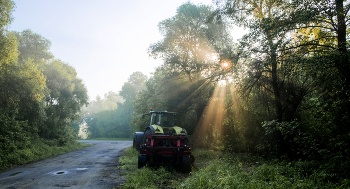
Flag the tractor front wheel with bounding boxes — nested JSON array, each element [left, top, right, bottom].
[[138, 154, 147, 168], [181, 155, 192, 173]]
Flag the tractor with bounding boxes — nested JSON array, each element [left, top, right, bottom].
[[133, 109, 194, 172]]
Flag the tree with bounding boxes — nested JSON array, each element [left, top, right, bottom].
[[149, 2, 233, 82], [14, 29, 53, 66], [217, 0, 300, 122], [0, 0, 49, 165], [128, 71, 148, 92], [131, 3, 232, 142], [0, 0, 16, 69], [119, 71, 147, 101], [41, 60, 88, 144]]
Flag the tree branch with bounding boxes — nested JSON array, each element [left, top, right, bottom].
[[281, 43, 336, 51], [285, 25, 336, 32]]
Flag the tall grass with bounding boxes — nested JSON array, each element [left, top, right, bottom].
[[180, 159, 349, 188], [118, 148, 350, 188], [0, 139, 92, 171]]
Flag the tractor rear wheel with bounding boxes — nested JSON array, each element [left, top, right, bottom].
[[133, 136, 136, 148], [143, 129, 152, 144]]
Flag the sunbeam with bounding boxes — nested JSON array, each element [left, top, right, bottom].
[[194, 84, 227, 147]]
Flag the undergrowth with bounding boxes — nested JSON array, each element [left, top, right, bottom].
[[0, 139, 93, 172], [117, 147, 350, 188]]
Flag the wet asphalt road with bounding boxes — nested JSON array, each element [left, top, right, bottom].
[[0, 140, 132, 189]]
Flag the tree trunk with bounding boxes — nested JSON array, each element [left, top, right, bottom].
[[336, 0, 350, 91], [270, 45, 283, 122]]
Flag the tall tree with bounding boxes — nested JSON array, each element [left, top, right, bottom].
[[42, 60, 88, 144], [149, 2, 232, 82], [14, 29, 53, 66], [0, 0, 48, 163], [216, 0, 322, 123]]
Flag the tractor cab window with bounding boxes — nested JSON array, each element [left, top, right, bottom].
[[151, 113, 176, 127]]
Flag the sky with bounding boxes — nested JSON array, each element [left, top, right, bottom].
[[10, 0, 244, 100]]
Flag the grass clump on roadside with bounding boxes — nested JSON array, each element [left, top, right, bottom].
[[118, 147, 180, 188], [0, 139, 93, 172], [118, 147, 139, 171]]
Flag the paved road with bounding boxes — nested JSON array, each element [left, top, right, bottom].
[[0, 140, 132, 189]]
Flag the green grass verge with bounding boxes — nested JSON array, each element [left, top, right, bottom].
[[180, 158, 349, 188], [0, 139, 93, 172], [117, 148, 350, 189], [117, 147, 188, 188], [117, 148, 223, 188], [84, 138, 132, 141]]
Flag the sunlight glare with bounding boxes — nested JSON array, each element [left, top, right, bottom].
[[218, 79, 227, 86], [220, 60, 231, 70]]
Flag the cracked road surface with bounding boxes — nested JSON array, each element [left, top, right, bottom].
[[0, 140, 132, 189]]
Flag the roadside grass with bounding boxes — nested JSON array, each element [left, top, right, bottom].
[[117, 148, 350, 188], [0, 139, 93, 172], [117, 147, 223, 188], [84, 138, 132, 141], [180, 157, 349, 188]]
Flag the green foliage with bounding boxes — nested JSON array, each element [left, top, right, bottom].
[[119, 147, 347, 188], [40, 60, 88, 144], [14, 29, 54, 66], [0, 1, 88, 166], [118, 147, 139, 171], [213, 0, 350, 165], [0, 0, 14, 30], [0, 139, 92, 171], [180, 156, 347, 188], [84, 91, 124, 114], [85, 108, 133, 139], [191, 149, 224, 164], [123, 166, 178, 189], [149, 3, 233, 82]]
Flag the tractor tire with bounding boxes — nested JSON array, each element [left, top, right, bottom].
[[143, 129, 152, 144], [133, 136, 136, 149], [181, 155, 192, 173], [138, 154, 147, 169], [182, 155, 191, 165]]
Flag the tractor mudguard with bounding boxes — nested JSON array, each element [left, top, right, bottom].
[[133, 132, 144, 150], [145, 126, 156, 134]]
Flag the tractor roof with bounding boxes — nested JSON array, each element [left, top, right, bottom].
[[149, 111, 177, 115]]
